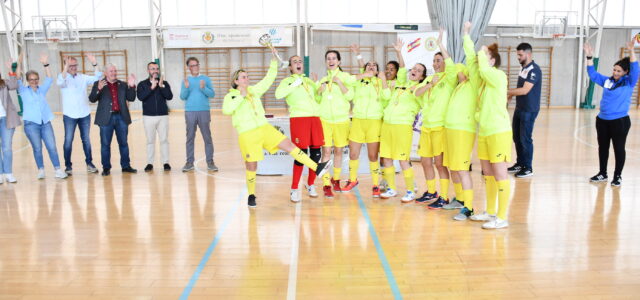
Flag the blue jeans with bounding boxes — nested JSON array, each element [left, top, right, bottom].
[[99, 113, 131, 169], [24, 120, 61, 169], [0, 117, 16, 174], [512, 109, 539, 169], [63, 114, 94, 169]]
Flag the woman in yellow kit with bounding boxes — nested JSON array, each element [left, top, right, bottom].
[[414, 29, 457, 209], [341, 44, 390, 197], [276, 55, 325, 203], [446, 22, 480, 221], [380, 39, 426, 201], [467, 33, 513, 229], [223, 48, 332, 208], [316, 50, 356, 197]]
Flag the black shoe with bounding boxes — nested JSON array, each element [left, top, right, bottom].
[[507, 164, 522, 173], [65, 166, 73, 175], [164, 163, 171, 171], [248, 194, 257, 208], [101, 168, 111, 176], [590, 173, 608, 182], [315, 160, 333, 177], [515, 168, 533, 178], [144, 164, 153, 172], [611, 175, 621, 187], [122, 166, 138, 174]]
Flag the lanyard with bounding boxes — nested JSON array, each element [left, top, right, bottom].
[[244, 91, 259, 116]]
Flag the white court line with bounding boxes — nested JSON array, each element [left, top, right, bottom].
[[286, 201, 302, 300]]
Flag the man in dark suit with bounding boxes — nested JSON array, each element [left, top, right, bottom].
[[89, 63, 137, 176]]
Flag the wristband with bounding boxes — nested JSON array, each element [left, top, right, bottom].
[[92, 63, 98, 67], [356, 54, 363, 60], [586, 56, 593, 60], [43, 63, 50, 67], [8, 72, 16, 77]]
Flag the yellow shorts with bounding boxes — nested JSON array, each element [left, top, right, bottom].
[[445, 129, 476, 171], [322, 120, 350, 148], [238, 124, 287, 162], [379, 123, 413, 161], [477, 131, 512, 163], [349, 118, 382, 144], [417, 127, 445, 158]]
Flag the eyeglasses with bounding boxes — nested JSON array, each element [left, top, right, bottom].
[[27, 78, 39, 82], [68, 64, 78, 67], [188, 64, 200, 67]]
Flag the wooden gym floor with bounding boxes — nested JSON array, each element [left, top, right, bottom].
[[0, 108, 639, 299]]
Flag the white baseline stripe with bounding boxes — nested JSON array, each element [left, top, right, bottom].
[[286, 201, 302, 300]]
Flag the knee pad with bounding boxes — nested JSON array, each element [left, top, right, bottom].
[[294, 148, 309, 166], [310, 147, 321, 163]]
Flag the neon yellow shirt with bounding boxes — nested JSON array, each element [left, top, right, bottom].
[[444, 35, 481, 133], [222, 60, 277, 134], [475, 50, 511, 137], [383, 79, 422, 125], [275, 74, 320, 118], [420, 58, 457, 129], [352, 76, 391, 120], [316, 69, 355, 123]]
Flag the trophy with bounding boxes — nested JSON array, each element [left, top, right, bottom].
[[259, 34, 289, 69]]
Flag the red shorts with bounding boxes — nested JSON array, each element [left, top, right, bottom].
[[290, 116, 325, 148]]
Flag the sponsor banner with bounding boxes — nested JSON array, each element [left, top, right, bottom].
[[397, 31, 446, 76], [633, 29, 640, 47], [164, 27, 293, 48]]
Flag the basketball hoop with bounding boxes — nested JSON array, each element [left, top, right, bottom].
[[551, 33, 566, 47], [47, 38, 60, 51]]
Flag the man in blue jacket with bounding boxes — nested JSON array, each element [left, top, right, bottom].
[[180, 57, 218, 172], [137, 62, 173, 172]]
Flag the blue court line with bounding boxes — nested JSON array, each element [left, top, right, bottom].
[[353, 188, 403, 299], [179, 190, 246, 300]]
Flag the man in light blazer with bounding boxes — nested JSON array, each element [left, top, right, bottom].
[[88, 63, 137, 176]]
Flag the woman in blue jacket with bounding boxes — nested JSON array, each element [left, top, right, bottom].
[[584, 39, 638, 186]]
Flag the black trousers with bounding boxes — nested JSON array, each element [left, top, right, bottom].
[[595, 115, 631, 177]]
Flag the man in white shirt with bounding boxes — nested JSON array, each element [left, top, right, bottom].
[[56, 54, 102, 175]]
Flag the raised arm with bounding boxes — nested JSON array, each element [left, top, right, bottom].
[[437, 28, 450, 60], [584, 43, 607, 86], [350, 44, 366, 70], [393, 39, 405, 68], [252, 53, 279, 97]]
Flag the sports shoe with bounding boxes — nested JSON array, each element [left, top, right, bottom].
[[37, 169, 46, 179], [207, 161, 219, 172], [470, 211, 496, 222], [507, 164, 522, 173], [482, 217, 509, 229], [0, 175, 3, 184], [290, 189, 302, 203], [416, 191, 439, 203], [515, 168, 533, 178], [590, 173, 607, 182], [401, 191, 415, 202], [306, 184, 318, 197], [5, 174, 17, 183], [428, 197, 449, 210], [380, 188, 398, 199], [164, 163, 171, 171], [372, 185, 381, 197], [182, 162, 195, 172], [611, 175, 621, 187], [122, 166, 138, 174], [453, 207, 474, 221], [248, 194, 257, 207], [65, 167, 73, 175], [144, 164, 154, 172], [323, 185, 334, 198], [331, 178, 342, 192], [342, 180, 358, 192], [315, 160, 333, 178], [101, 168, 111, 176], [87, 164, 99, 173], [54, 168, 68, 179], [443, 198, 464, 210]]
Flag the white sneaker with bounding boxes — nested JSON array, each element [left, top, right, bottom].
[[4, 174, 16, 183], [482, 217, 509, 229], [380, 188, 398, 199], [37, 169, 46, 179], [401, 191, 415, 202], [54, 168, 68, 179], [469, 211, 496, 222], [306, 184, 318, 198], [0, 175, 4, 184], [290, 189, 302, 203]]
